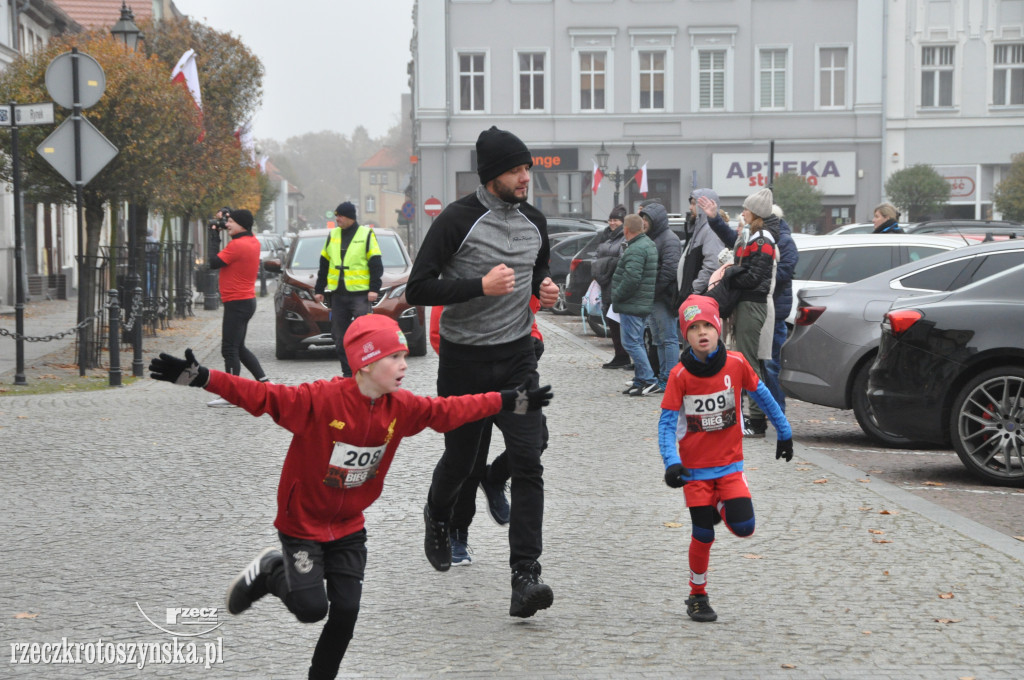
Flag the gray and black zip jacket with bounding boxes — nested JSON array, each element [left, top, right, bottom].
[[407, 185, 551, 353]]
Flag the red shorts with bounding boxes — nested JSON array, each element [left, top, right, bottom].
[[683, 471, 751, 508]]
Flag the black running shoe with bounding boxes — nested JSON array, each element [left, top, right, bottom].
[[685, 594, 718, 622], [510, 561, 554, 618], [479, 468, 510, 526], [226, 547, 282, 615], [423, 504, 452, 572], [743, 417, 767, 438]]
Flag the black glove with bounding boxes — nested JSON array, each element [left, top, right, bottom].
[[149, 349, 210, 388], [500, 383, 552, 414], [776, 438, 794, 462], [664, 463, 688, 488]]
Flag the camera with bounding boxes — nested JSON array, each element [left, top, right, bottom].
[[207, 206, 232, 230]]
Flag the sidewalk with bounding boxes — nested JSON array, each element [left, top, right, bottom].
[[0, 297, 83, 378], [2, 299, 1023, 678]]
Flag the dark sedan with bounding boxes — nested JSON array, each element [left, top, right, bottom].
[[867, 263, 1024, 486], [546, 231, 600, 313]]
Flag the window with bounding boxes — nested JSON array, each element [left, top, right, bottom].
[[638, 51, 666, 110], [968, 251, 1024, 283], [458, 52, 486, 112], [365, 196, 376, 214], [819, 247, 895, 283], [516, 51, 547, 112], [994, 43, 1024, 106], [698, 50, 727, 110], [579, 51, 606, 111], [904, 245, 947, 262], [379, 173, 387, 188], [369, 173, 377, 186], [898, 260, 971, 291], [819, 47, 848, 108], [758, 48, 788, 109], [921, 46, 954, 107]]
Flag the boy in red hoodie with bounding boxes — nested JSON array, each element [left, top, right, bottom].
[[149, 315, 551, 679]]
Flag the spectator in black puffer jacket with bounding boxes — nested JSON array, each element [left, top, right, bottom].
[[764, 205, 799, 413], [697, 188, 780, 437], [638, 201, 681, 392], [591, 204, 630, 369]]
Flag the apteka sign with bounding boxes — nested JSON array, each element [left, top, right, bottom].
[[712, 152, 856, 196]]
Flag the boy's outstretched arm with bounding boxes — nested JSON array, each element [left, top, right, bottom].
[[750, 382, 794, 461], [659, 408, 688, 488]]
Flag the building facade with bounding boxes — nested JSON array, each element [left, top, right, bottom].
[[410, 0, 884, 240]]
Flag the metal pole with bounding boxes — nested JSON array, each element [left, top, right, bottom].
[[10, 101, 27, 385], [107, 289, 121, 386], [612, 168, 621, 208], [128, 201, 143, 376], [72, 47, 87, 376], [768, 140, 776, 192]]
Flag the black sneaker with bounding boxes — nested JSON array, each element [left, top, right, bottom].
[[743, 417, 767, 438], [685, 594, 718, 622], [423, 504, 452, 572], [602, 357, 631, 369], [510, 561, 554, 618], [226, 547, 282, 615], [479, 469, 510, 526]]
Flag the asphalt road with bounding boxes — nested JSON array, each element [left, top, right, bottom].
[[538, 308, 1024, 541]]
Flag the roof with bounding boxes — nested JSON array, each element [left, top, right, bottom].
[[263, 159, 303, 198], [360, 147, 403, 169], [52, 0, 152, 30]]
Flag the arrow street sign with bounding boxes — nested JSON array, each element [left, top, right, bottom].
[[0, 103, 55, 127], [38, 116, 118, 186]]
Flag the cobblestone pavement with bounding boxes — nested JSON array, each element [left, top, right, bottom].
[[3, 298, 1024, 678]]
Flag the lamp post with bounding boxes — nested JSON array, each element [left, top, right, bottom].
[[595, 142, 641, 208], [111, 2, 144, 376]]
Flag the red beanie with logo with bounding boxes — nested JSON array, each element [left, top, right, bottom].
[[678, 294, 723, 337], [344, 315, 408, 372]]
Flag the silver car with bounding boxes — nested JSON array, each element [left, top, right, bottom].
[[780, 239, 1024, 446]]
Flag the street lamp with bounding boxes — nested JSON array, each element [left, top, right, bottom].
[[110, 2, 142, 51], [111, 2, 144, 376], [595, 142, 641, 208]]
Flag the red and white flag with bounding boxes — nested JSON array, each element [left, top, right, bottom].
[[171, 49, 204, 140], [234, 124, 256, 163], [592, 160, 604, 195], [634, 163, 648, 197]]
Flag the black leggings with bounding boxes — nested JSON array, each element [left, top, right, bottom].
[[221, 298, 265, 379], [690, 497, 755, 536]]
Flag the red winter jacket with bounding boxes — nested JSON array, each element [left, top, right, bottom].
[[205, 371, 502, 542]]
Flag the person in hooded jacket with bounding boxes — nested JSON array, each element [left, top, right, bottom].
[[697, 188, 780, 437], [678, 189, 728, 304], [763, 205, 799, 412], [591, 204, 631, 369], [638, 202, 682, 392]]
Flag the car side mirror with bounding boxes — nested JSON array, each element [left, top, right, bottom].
[[263, 259, 282, 273]]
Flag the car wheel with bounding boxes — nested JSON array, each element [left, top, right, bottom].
[[275, 333, 297, 360], [643, 324, 659, 377], [851, 361, 920, 448], [586, 314, 609, 338], [550, 284, 570, 315], [951, 367, 1024, 487]]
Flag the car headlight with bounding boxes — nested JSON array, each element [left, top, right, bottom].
[[389, 284, 407, 299], [282, 283, 315, 301]]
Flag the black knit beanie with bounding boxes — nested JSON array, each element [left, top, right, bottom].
[[476, 126, 533, 184], [335, 201, 357, 220], [230, 209, 254, 230], [608, 204, 627, 222]]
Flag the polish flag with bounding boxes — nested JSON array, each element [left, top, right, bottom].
[[592, 160, 603, 195], [171, 49, 204, 140], [634, 163, 648, 197]]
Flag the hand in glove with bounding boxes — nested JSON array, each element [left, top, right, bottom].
[[500, 383, 553, 414], [149, 349, 210, 388], [664, 463, 688, 488], [776, 438, 794, 462]]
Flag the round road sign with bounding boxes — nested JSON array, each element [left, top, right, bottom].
[[424, 197, 443, 217]]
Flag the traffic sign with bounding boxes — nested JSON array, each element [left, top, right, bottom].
[[0, 103, 55, 127], [45, 51, 106, 109], [38, 116, 118, 186], [400, 201, 415, 220], [424, 197, 442, 217]]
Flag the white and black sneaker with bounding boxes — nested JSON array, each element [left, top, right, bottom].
[[742, 417, 767, 438], [207, 397, 236, 408], [226, 547, 282, 615]]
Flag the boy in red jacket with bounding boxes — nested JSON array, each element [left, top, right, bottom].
[[149, 315, 551, 679]]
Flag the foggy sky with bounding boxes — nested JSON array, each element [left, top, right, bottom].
[[171, 0, 415, 143]]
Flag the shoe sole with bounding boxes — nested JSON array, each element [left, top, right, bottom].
[[510, 585, 554, 618], [451, 557, 473, 566], [225, 546, 277, 616]]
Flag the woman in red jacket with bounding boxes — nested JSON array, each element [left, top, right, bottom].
[[149, 314, 551, 679]]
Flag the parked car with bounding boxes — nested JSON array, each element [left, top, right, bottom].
[[867, 263, 1024, 486], [828, 222, 884, 235], [545, 216, 602, 236], [256, 232, 287, 264], [264, 228, 427, 360], [784, 232, 964, 324], [781, 239, 1024, 446], [905, 219, 1023, 237], [546, 231, 600, 313]]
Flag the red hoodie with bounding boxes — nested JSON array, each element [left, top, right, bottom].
[[206, 371, 502, 542]]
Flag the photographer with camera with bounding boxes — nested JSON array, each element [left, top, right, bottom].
[[314, 201, 383, 377], [206, 208, 269, 406]]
